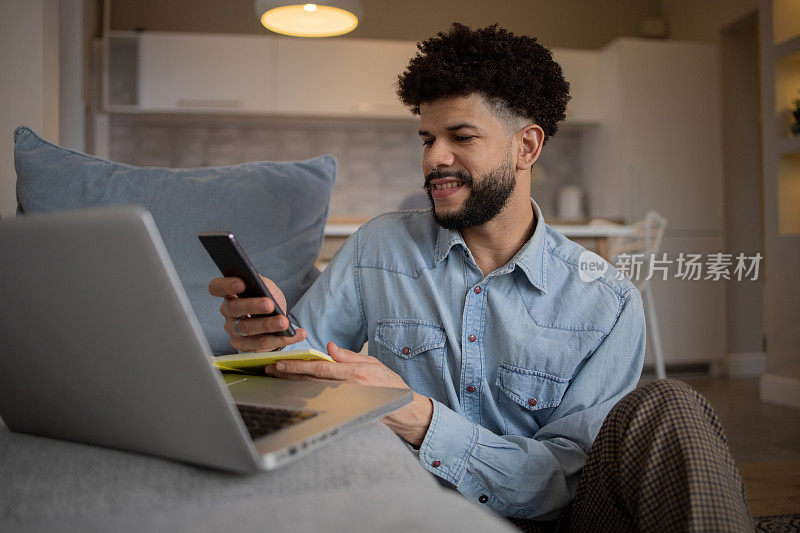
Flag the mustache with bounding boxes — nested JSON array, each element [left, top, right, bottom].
[[422, 169, 473, 189]]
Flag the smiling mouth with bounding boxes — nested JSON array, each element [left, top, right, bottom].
[[429, 180, 468, 200], [433, 181, 464, 190]]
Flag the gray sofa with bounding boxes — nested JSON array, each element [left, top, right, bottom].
[[0, 418, 515, 532]]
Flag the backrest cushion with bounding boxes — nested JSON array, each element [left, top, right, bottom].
[[14, 126, 335, 355]]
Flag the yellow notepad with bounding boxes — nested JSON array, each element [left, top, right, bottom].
[[212, 348, 334, 374]]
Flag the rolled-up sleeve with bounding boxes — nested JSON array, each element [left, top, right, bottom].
[[418, 288, 646, 519]]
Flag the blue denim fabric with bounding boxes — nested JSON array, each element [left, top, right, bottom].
[[287, 199, 646, 519]]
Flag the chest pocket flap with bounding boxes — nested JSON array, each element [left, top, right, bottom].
[[375, 319, 446, 358], [496, 363, 570, 411]]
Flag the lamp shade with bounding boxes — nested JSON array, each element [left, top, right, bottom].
[[254, 0, 362, 37]]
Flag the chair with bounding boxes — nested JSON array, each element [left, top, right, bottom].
[[590, 212, 668, 379]]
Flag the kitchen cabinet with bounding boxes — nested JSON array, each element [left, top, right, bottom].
[[105, 32, 602, 124], [583, 39, 724, 231], [552, 49, 601, 125], [138, 32, 277, 113], [112, 32, 417, 118], [274, 38, 417, 119]]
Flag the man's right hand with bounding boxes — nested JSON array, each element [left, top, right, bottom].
[[208, 275, 307, 352]]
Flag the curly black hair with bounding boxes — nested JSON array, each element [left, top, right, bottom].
[[396, 23, 571, 144]]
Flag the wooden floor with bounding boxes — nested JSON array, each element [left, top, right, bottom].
[[656, 376, 800, 517], [738, 460, 800, 516]]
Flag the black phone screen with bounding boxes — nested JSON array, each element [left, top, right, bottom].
[[198, 232, 295, 337]]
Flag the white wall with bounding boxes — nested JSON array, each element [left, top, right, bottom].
[[720, 14, 763, 357], [0, 0, 60, 218], [661, 0, 757, 42], [59, 0, 85, 152]]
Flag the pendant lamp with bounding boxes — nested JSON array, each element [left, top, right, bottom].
[[254, 1, 362, 37]]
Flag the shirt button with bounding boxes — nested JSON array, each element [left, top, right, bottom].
[[431, 460, 441, 468], [474, 286, 481, 294], [402, 347, 410, 355], [466, 385, 476, 393], [478, 494, 489, 504], [528, 398, 537, 407], [468, 334, 476, 342]]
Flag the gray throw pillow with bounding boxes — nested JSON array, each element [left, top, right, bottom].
[[14, 126, 336, 355]]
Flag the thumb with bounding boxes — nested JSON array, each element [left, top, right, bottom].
[[327, 341, 364, 363]]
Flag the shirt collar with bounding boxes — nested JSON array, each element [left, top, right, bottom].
[[433, 198, 548, 293]]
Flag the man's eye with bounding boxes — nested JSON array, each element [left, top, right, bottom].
[[421, 139, 434, 147], [455, 136, 474, 142]]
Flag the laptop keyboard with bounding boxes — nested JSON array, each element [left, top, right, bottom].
[[236, 404, 318, 441]]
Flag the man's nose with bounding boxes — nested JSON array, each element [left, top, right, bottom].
[[424, 142, 455, 174]]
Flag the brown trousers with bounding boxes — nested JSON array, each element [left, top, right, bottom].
[[511, 379, 753, 533]]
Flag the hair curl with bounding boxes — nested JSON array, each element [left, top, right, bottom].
[[396, 23, 571, 143]]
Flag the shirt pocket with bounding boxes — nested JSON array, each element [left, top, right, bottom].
[[375, 318, 447, 400], [495, 363, 570, 435]]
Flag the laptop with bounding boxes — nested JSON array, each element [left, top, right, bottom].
[[0, 206, 411, 472]]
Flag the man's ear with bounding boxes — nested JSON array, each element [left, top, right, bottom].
[[516, 124, 544, 171]]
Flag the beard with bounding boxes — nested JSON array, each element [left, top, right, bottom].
[[423, 152, 517, 231]]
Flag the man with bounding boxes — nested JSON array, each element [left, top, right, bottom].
[[210, 24, 752, 530]]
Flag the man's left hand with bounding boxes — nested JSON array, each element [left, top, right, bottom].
[[264, 342, 433, 447]]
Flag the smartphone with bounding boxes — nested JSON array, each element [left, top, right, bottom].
[[198, 231, 295, 337]]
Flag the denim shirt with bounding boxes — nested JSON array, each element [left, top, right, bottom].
[[287, 199, 646, 519]]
